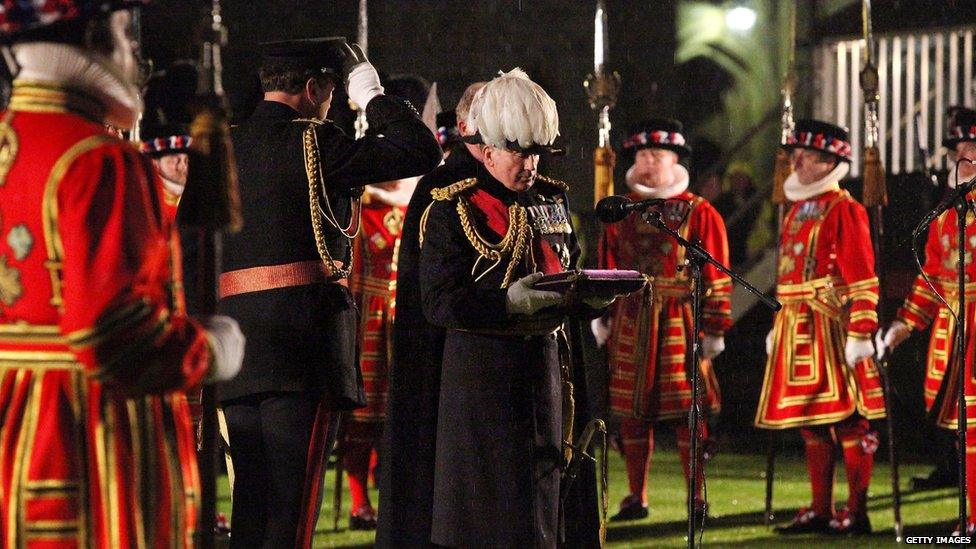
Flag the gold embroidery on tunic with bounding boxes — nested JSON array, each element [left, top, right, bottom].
[[0, 254, 22, 306], [0, 110, 18, 187], [7, 224, 33, 261], [383, 208, 404, 236]]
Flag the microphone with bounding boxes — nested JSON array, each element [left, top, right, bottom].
[[595, 195, 667, 223], [912, 164, 976, 237]]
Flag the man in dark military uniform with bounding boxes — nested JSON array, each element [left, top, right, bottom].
[[419, 69, 609, 547], [217, 37, 441, 547], [377, 80, 485, 548]]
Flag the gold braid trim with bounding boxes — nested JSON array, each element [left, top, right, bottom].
[[418, 202, 434, 248], [424, 177, 535, 288], [421, 178, 479, 247], [536, 174, 569, 193], [431, 177, 479, 201], [9, 81, 105, 122], [303, 122, 352, 278], [455, 197, 533, 288], [502, 208, 533, 287]]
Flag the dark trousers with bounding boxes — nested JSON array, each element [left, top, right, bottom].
[[224, 391, 337, 548]]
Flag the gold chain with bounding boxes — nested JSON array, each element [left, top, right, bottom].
[[455, 196, 532, 288], [303, 123, 352, 278], [427, 177, 538, 288]]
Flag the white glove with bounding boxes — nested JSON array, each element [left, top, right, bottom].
[[347, 62, 384, 110], [591, 317, 612, 348], [204, 315, 245, 382], [873, 329, 887, 361], [882, 320, 911, 351], [506, 272, 564, 316], [701, 335, 725, 360], [765, 330, 774, 355], [844, 336, 874, 369]]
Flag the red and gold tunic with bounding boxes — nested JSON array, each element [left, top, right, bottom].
[[349, 200, 406, 422], [0, 83, 211, 548], [896, 200, 976, 429], [601, 191, 732, 421], [157, 182, 206, 430], [755, 189, 884, 429]]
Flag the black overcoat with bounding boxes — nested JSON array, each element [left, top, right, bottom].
[[376, 145, 480, 547], [420, 167, 581, 548]]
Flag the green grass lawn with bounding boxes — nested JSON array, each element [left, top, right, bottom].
[[217, 447, 962, 547]]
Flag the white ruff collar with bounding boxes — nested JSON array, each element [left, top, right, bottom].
[[625, 163, 690, 199], [365, 177, 418, 207], [161, 176, 185, 199], [11, 42, 141, 129], [948, 161, 976, 189], [784, 161, 849, 201]]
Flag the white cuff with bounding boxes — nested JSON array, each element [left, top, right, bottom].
[[844, 336, 874, 369], [701, 335, 725, 360], [591, 317, 612, 348]]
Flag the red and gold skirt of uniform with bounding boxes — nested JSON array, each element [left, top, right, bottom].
[[608, 279, 721, 422], [353, 275, 394, 423], [0, 324, 200, 548], [915, 280, 976, 429], [755, 277, 885, 429]]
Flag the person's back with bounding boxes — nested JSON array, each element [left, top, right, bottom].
[[227, 105, 324, 270], [220, 101, 365, 407], [378, 83, 486, 546]]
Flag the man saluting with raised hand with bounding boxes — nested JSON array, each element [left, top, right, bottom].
[[218, 37, 441, 547]]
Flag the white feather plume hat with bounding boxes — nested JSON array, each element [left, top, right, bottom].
[[464, 68, 563, 155]]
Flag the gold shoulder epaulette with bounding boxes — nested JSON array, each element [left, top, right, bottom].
[[536, 174, 569, 193], [430, 177, 478, 201], [293, 118, 324, 126]]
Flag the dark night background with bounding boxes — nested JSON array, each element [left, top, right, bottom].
[[140, 0, 976, 464], [141, 0, 677, 213]]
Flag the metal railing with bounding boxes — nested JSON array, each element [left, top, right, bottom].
[[814, 26, 975, 177]]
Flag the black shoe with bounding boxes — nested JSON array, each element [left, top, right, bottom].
[[909, 466, 957, 491], [827, 508, 871, 535], [610, 495, 648, 522], [774, 508, 831, 534], [951, 521, 976, 537], [213, 512, 231, 541], [349, 507, 377, 531]]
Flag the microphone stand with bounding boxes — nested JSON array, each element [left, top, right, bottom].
[[910, 162, 976, 533], [639, 207, 780, 548], [955, 192, 973, 532]]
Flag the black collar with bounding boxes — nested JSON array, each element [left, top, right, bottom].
[[250, 100, 303, 120], [445, 143, 477, 168], [475, 164, 551, 206], [476, 164, 520, 203]]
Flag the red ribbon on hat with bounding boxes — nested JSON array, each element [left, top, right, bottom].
[[787, 130, 852, 159], [623, 130, 686, 150]]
